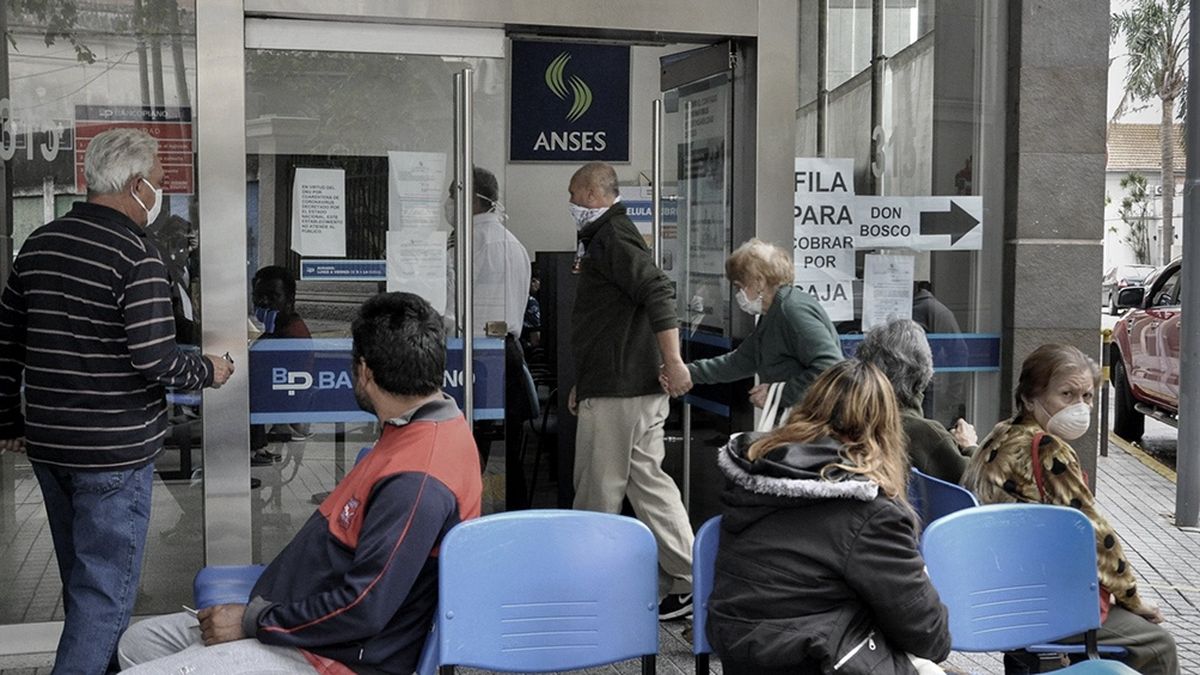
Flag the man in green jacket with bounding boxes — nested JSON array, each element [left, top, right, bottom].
[[566, 162, 695, 620]]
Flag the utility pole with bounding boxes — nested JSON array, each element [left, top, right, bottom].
[[0, 3, 13, 286], [1176, 0, 1200, 528]]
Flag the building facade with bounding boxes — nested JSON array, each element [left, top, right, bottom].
[[0, 0, 1110, 653]]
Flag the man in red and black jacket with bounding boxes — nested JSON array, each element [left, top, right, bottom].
[[118, 292, 482, 675]]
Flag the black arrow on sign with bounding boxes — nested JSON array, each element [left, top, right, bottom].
[[919, 201, 979, 245]]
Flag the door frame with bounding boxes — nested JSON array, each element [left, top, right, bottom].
[[195, 0, 797, 566]]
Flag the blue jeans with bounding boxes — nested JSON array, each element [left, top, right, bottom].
[[33, 462, 155, 675]]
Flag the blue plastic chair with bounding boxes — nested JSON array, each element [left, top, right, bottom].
[[692, 516, 721, 673], [922, 504, 1135, 672], [909, 467, 979, 526], [435, 510, 659, 674]]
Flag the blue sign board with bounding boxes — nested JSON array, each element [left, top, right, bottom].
[[841, 333, 1001, 372], [510, 40, 630, 162], [247, 338, 505, 424], [300, 260, 387, 281]]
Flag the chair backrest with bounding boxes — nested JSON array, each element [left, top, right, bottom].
[[921, 504, 1102, 652], [437, 510, 658, 671], [355, 445, 372, 466], [910, 467, 979, 526], [521, 362, 540, 421], [692, 516, 722, 657]]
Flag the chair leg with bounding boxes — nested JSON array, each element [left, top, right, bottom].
[[641, 654, 656, 675], [528, 433, 545, 505], [696, 653, 709, 673]]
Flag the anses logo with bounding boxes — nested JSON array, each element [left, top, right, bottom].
[[544, 52, 593, 122]]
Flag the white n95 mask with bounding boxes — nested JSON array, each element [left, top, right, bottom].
[[1043, 401, 1092, 440]]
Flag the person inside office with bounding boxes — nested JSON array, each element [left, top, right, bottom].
[[444, 167, 533, 492]]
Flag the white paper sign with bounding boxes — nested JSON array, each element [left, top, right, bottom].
[[386, 229, 448, 315], [862, 254, 915, 331], [388, 151, 448, 231], [292, 168, 346, 257], [794, 158, 856, 321]]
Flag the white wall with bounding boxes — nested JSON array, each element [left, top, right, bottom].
[[501, 43, 699, 257], [1103, 169, 1183, 270]]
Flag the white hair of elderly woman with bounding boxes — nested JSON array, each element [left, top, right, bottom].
[[856, 318, 935, 410], [83, 128, 158, 195]]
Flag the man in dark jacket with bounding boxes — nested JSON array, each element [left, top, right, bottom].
[[118, 293, 482, 675], [0, 128, 234, 674], [566, 161, 695, 619]]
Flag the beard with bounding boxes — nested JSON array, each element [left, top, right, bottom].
[[353, 380, 375, 415]]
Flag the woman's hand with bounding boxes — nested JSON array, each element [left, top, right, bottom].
[[749, 383, 771, 409], [1136, 602, 1165, 624], [950, 419, 977, 449]]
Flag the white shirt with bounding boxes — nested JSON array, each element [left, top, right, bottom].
[[445, 211, 532, 336]]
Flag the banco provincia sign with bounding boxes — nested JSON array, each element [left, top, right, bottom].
[[510, 40, 630, 162]]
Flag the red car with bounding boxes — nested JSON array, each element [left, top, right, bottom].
[[1111, 258, 1181, 441]]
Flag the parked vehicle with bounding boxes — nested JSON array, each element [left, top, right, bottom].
[[1110, 259, 1181, 442], [1102, 264, 1155, 315]]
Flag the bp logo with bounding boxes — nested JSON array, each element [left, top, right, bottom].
[[544, 52, 593, 122]]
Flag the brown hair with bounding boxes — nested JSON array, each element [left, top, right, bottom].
[[725, 238, 795, 289], [748, 359, 909, 500], [1013, 344, 1101, 421]]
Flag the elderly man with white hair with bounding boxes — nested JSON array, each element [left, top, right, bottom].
[[855, 318, 976, 483], [0, 128, 233, 673]]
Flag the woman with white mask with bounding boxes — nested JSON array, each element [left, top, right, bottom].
[[680, 239, 843, 413], [962, 344, 1178, 675]]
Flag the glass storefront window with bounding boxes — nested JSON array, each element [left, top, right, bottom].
[[1, 0, 203, 623], [244, 47, 509, 559], [795, 0, 1006, 429]]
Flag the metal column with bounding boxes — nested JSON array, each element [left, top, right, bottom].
[[1175, 0, 1200, 528], [196, 0, 251, 564], [454, 69, 475, 428]]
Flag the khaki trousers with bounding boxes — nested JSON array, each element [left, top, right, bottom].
[[574, 393, 694, 597], [1059, 605, 1179, 675]]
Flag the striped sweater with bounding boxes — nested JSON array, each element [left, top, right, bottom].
[[0, 202, 213, 469]]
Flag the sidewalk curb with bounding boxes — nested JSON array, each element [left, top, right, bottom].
[[1107, 433, 1177, 483]]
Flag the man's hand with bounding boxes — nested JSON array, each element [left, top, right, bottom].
[[748, 383, 771, 409], [205, 354, 235, 389], [660, 361, 692, 398], [949, 419, 977, 449], [0, 437, 25, 454], [198, 603, 248, 646], [568, 386, 578, 416]]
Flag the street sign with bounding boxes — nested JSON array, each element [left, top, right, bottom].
[[853, 195, 982, 250]]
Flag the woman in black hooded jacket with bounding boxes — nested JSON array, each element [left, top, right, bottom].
[[708, 359, 952, 675]]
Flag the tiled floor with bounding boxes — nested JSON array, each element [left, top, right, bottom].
[[3, 436, 1197, 674]]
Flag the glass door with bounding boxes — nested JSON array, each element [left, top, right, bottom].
[[656, 43, 739, 526], [240, 20, 509, 561]]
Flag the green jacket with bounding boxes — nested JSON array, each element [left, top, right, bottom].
[[901, 406, 970, 484], [688, 285, 842, 408], [571, 202, 677, 400]]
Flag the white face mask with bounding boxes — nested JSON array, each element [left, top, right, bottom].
[[735, 288, 764, 315], [1039, 400, 1092, 440], [132, 177, 163, 225], [569, 201, 608, 229], [442, 198, 456, 226]]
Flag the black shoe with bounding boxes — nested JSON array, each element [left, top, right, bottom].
[[251, 450, 277, 466], [658, 592, 693, 620], [250, 477, 262, 489]]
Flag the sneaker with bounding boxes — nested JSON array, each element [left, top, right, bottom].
[[658, 592, 693, 621]]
